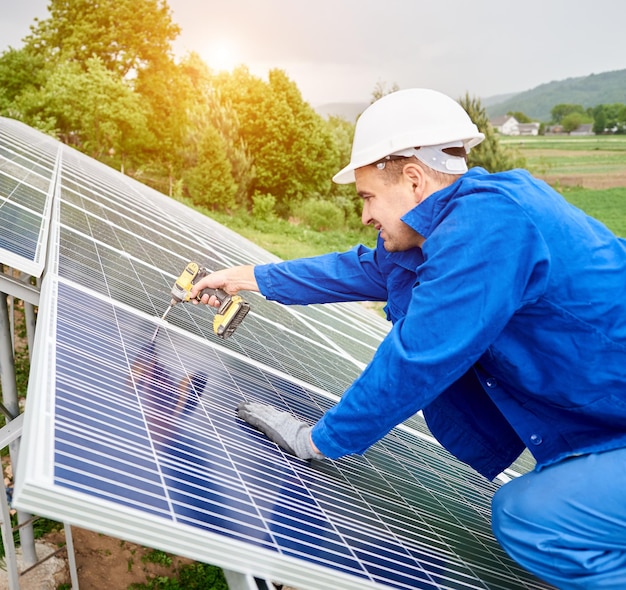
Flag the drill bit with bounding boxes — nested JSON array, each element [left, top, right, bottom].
[[150, 303, 174, 342]]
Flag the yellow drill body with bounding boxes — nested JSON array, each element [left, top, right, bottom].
[[158, 262, 250, 339]]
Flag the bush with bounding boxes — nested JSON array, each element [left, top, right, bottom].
[[251, 192, 276, 221], [332, 195, 364, 230], [292, 198, 345, 232]]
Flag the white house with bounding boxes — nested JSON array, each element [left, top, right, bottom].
[[517, 122, 541, 136], [490, 115, 519, 135], [570, 124, 594, 136], [490, 116, 540, 136]]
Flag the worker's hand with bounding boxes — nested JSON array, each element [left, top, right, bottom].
[[237, 401, 324, 461], [191, 265, 259, 307]]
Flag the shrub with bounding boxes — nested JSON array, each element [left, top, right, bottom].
[[292, 198, 345, 232], [251, 192, 276, 221]]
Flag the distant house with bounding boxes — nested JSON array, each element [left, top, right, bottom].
[[490, 115, 519, 135], [546, 125, 565, 135], [517, 123, 541, 136], [570, 123, 594, 136], [490, 116, 540, 136]]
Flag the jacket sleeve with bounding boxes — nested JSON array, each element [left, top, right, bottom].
[[254, 243, 389, 305], [311, 192, 550, 460]]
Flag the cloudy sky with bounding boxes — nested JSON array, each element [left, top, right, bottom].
[[2, 0, 625, 106]]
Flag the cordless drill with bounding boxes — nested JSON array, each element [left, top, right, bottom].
[[157, 262, 250, 339]]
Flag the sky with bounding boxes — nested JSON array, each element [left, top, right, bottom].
[[2, 0, 626, 106]]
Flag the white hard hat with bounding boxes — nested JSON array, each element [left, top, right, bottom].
[[333, 88, 485, 184]]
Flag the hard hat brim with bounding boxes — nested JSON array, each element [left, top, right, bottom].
[[332, 164, 357, 185]]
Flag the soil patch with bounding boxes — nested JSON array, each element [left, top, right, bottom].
[[536, 171, 626, 190], [42, 527, 194, 589]]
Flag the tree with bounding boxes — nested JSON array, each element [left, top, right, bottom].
[[215, 67, 340, 216], [324, 115, 364, 227], [371, 81, 400, 104], [592, 103, 626, 134], [611, 104, 626, 134], [179, 53, 255, 208], [459, 93, 526, 173], [561, 112, 591, 134], [550, 103, 586, 125], [592, 105, 608, 134], [24, 0, 180, 78], [0, 47, 47, 114], [133, 59, 195, 195], [14, 57, 150, 163], [507, 111, 531, 123], [182, 124, 238, 212]]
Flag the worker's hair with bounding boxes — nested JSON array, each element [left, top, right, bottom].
[[373, 147, 466, 186]]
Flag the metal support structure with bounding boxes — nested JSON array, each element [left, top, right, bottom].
[[0, 414, 80, 589], [0, 414, 23, 589], [0, 274, 39, 307], [0, 292, 37, 567], [63, 522, 80, 589], [18, 273, 38, 356], [23, 303, 36, 357], [222, 569, 270, 590]]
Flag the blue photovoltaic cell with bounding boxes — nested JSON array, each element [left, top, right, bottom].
[[0, 118, 56, 274], [9, 118, 552, 589]]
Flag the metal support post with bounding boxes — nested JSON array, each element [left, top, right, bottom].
[[23, 303, 36, 359], [63, 523, 80, 589], [0, 293, 37, 567], [0, 414, 24, 590]]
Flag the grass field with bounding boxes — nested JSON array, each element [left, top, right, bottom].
[[561, 186, 626, 237], [500, 134, 626, 238], [501, 135, 626, 190]]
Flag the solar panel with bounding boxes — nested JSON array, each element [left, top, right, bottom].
[[0, 118, 58, 276], [4, 116, 551, 589]]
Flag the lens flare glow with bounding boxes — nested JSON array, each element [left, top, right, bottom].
[[202, 39, 239, 72]]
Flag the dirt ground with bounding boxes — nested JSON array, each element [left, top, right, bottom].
[[12, 526, 296, 590], [26, 527, 196, 589], [537, 170, 626, 190]]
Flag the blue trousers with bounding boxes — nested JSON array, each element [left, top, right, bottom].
[[491, 448, 626, 589]]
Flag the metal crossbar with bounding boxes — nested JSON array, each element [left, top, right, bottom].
[[0, 414, 80, 589]]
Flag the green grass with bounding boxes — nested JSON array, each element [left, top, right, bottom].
[[198, 210, 378, 260], [128, 562, 228, 590], [501, 135, 626, 152], [500, 135, 626, 180], [142, 549, 173, 567], [560, 186, 626, 237], [528, 150, 625, 178]]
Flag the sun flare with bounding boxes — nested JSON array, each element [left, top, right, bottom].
[[202, 39, 239, 72]]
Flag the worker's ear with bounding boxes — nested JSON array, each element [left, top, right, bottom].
[[402, 162, 427, 202]]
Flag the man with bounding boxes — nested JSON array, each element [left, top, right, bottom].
[[191, 88, 626, 589]]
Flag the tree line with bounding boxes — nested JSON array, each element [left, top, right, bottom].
[[550, 103, 626, 134], [0, 0, 521, 227], [509, 103, 626, 135]]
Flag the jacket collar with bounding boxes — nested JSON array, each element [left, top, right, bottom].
[[400, 167, 483, 238]]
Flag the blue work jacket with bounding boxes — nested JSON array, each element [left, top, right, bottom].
[[254, 168, 626, 480]]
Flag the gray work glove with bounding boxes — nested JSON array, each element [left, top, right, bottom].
[[237, 401, 324, 461]]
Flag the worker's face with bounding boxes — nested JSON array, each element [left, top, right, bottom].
[[355, 164, 425, 252]]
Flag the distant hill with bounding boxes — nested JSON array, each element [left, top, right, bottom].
[[485, 69, 626, 122], [315, 69, 626, 125], [314, 102, 367, 123], [481, 92, 519, 108]]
